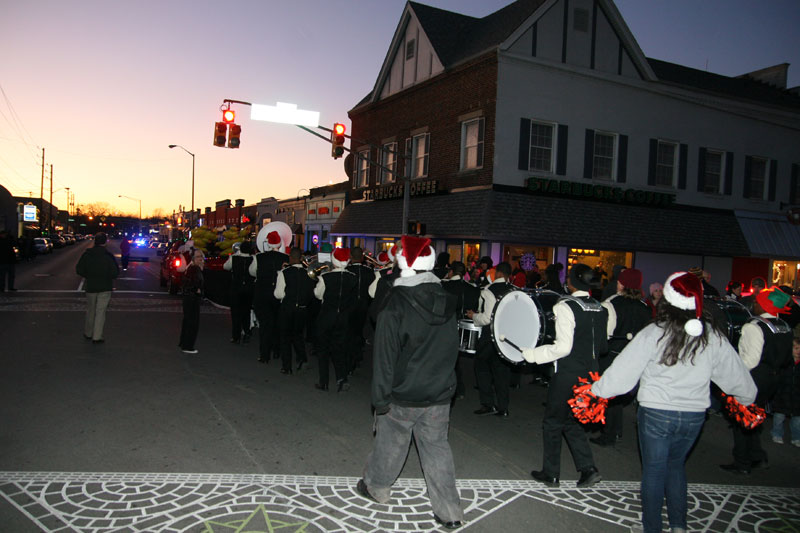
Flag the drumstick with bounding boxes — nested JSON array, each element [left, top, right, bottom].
[[498, 334, 523, 353]]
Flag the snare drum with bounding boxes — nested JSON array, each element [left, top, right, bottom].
[[457, 319, 482, 354]]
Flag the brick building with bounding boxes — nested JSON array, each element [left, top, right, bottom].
[[332, 0, 800, 292]]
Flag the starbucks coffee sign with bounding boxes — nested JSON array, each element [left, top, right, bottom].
[[527, 177, 675, 207]]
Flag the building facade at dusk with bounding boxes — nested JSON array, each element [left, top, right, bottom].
[[331, 0, 800, 292]]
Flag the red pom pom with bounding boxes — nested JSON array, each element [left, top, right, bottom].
[[568, 373, 610, 425], [720, 393, 766, 429]]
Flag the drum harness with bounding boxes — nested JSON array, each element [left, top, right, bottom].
[[749, 315, 791, 335], [557, 294, 605, 368]]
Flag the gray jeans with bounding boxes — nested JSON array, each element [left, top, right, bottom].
[[84, 291, 111, 341], [363, 403, 463, 522]]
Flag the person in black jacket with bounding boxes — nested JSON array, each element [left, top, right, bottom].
[[0, 230, 18, 291], [249, 230, 288, 363], [224, 241, 255, 344], [274, 247, 317, 374], [75, 232, 119, 343], [771, 337, 800, 446], [357, 235, 463, 530], [443, 261, 481, 400], [178, 250, 205, 354]]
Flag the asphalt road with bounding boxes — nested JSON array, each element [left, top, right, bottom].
[[0, 240, 798, 532]]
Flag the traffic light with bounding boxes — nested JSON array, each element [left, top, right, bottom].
[[222, 109, 235, 123], [331, 122, 346, 159], [213, 122, 227, 147], [228, 124, 241, 149]]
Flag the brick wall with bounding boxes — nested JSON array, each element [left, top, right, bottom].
[[348, 52, 498, 199]]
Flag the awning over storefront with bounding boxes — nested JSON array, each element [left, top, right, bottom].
[[736, 210, 800, 260], [332, 188, 750, 257]]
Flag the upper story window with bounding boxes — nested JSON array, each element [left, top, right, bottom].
[[529, 121, 555, 172], [461, 118, 484, 170], [406, 133, 429, 179], [406, 39, 416, 60], [655, 140, 678, 188], [702, 149, 725, 194], [592, 131, 617, 181], [355, 149, 370, 188], [380, 142, 397, 184], [747, 156, 769, 200]]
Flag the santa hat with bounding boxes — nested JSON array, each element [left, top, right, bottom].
[[264, 230, 282, 251], [755, 287, 793, 316], [386, 244, 397, 262], [663, 272, 704, 337], [397, 235, 434, 277], [375, 251, 390, 266], [332, 247, 350, 269]]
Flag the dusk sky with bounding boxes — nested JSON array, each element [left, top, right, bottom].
[[2, 0, 798, 218]]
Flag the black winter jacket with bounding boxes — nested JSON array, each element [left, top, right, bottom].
[[372, 272, 458, 413]]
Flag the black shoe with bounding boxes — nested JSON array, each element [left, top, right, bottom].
[[719, 463, 751, 475], [473, 405, 498, 416], [751, 458, 769, 470], [315, 383, 329, 391], [355, 479, 377, 502], [433, 514, 463, 530], [8, 288, 17, 291], [337, 379, 350, 392], [576, 467, 602, 488], [531, 470, 559, 487], [280, 368, 292, 375], [83, 334, 92, 340], [296, 360, 307, 372], [92, 339, 104, 344], [242, 334, 251, 344], [495, 409, 509, 418], [230, 338, 241, 344], [590, 435, 619, 447], [257, 356, 268, 364]]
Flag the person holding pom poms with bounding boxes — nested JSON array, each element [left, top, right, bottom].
[[590, 272, 756, 533]]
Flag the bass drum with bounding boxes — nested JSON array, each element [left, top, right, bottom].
[[705, 296, 752, 347], [489, 289, 560, 364]]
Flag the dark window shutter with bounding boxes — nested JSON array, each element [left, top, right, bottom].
[[697, 147, 707, 192], [617, 134, 628, 183], [792, 164, 799, 205], [477, 119, 485, 168], [743, 156, 752, 198], [647, 139, 657, 186], [724, 152, 734, 195], [518, 118, 531, 170], [768, 160, 777, 201], [583, 129, 595, 179], [678, 143, 688, 190], [556, 124, 568, 175]]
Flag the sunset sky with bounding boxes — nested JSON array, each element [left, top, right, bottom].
[[1, 0, 798, 218]]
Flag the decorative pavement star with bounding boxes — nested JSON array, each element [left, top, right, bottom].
[[203, 504, 310, 533]]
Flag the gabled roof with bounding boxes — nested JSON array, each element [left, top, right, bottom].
[[648, 58, 800, 111]]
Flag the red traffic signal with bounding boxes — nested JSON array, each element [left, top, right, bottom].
[[213, 122, 227, 147], [331, 122, 346, 159], [228, 124, 241, 149], [222, 109, 235, 123]]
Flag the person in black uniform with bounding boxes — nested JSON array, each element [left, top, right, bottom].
[[592, 268, 652, 447], [224, 241, 255, 344], [522, 263, 607, 488], [367, 246, 400, 337], [720, 287, 794, 474], [467, 262, 514, 417], [443, 261, 481, 400], [274, 247, 317, 374], [346, 246, 378, 374], [179, 250, 205, 354], [249, 230, 288, 363], [314, 247, 357, 392]]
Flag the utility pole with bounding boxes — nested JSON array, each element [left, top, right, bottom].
[[40, 148, 44, 228], [65, 187, 71, 232], [48, 164, 53, 232]]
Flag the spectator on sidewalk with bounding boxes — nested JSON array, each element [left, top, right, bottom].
[[119, 236, 131, 271], [179, 250, 205, 354], [75, 232, 119, 343], [0, 230, 18, 291]]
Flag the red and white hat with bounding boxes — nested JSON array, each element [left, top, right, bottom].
[[663, 271, 704, 336], [386, 244, 397, 263], [397, 235, 434, 277], [332, 247, 350, 269], [375, 251, 390, 266], [264, 230, 282, 251]]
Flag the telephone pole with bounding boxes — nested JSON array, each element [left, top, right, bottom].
[[40, 148, 45, 227], [48, 164, 53, 231]]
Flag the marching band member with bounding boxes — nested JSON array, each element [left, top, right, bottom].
[[274, 247, 317, 374], [346, 246, 379, 373], [250, 230, 288, 363], [443, 261, 480, 400]]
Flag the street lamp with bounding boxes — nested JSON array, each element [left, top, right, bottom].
[[118, 195, 142, 235], [168, 144, 195, 230]]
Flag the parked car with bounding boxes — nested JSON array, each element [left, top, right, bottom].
[[33, 237, 52, 254], [160, 242, 190, 294], [50, 235, 66, 248]]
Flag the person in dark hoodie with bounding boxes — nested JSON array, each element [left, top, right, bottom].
[[75, 232, 119, 343], [357, 235, 463, 531]]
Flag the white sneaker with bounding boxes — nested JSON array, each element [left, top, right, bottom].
[[792, 440, 800, 448], [182, 349, 198, 354], [772, 435, 784, 444]]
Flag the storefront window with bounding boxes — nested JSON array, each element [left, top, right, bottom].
[[447, 243, 462, 263], [463, 242, 481, 269], [771, 260, 799, 290], [567, 248, 633, 290], [350, 237, 365, 249], [503, 244, 552, 272]]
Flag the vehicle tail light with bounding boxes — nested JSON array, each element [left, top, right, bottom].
[[174, 258, 181, 268]]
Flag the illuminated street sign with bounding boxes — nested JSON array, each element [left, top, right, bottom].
[[250, 102, 320, 127], [23, 204, 37, 222]]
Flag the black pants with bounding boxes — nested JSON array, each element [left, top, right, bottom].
[[0, 263, 15, 290], [347, 300, 369, 371], [179, 295, 201, 350], [279, 305, 308, 371], [474, 341, 510, 411], [316, 309, 350, 386], [121, 254, 129, 270], [230, 288, 254, 341], [541, 372, 595, 477], [254, 297, 281, 359]]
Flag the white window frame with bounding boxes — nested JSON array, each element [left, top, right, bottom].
[[528, 120, 556, 173], [748, 156, 769, 200], [381, 142, 397, 184], [411, 133, 429, 179], [655, 140, 678, 188], [703, 149, 725, 195], [460, 117, 484, 171], [355, 149, 370, 189], [592, 131, 617, 181]]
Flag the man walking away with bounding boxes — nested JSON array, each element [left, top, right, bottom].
[[119, 236, 131, 271], [75, 232, 119, 343], [0, 230, 18, 291]]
